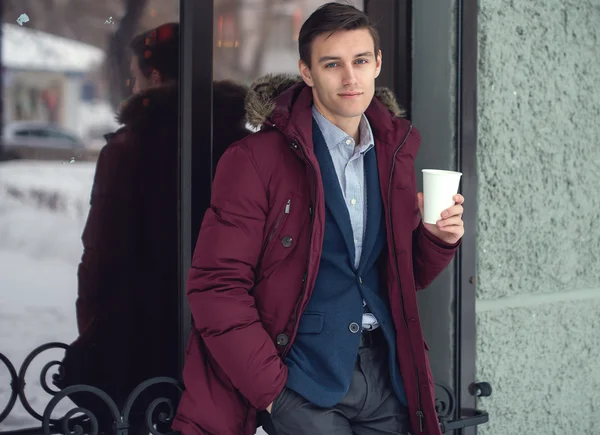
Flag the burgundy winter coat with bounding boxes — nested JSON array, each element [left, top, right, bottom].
[[173, 75, 460, 435]]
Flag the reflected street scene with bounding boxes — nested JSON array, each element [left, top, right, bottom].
[[0, 1, 180, 433]]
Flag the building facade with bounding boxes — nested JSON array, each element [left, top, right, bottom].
[[475, 1, 600, 433]]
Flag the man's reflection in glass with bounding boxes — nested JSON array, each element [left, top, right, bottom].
[[54, 20, 251, 434]]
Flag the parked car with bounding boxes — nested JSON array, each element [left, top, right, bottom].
[[84, 124, 120, 152], [0, 121, 92, 161]]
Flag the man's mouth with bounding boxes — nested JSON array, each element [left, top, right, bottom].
[[339, 92, 363, 97]]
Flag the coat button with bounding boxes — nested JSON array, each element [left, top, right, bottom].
[[349, 322, 360, 333], [281, 236, 293, 247], [276, 334, 289, 346]]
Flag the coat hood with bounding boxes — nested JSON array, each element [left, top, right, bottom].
[[117, 81, 179, 130], [117, 80, 250, 134], [245, 74, 406, 129]]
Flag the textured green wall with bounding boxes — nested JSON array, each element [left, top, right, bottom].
[[476, 0, 600, 433]]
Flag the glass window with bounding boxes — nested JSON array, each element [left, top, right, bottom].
[[211, 0, 363, 162], [213, 0, 363, 83], [0, 2, 181, 433]]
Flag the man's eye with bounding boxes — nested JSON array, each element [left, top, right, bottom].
[[325, 63, 337, 68], [355, 59, 368, 64]]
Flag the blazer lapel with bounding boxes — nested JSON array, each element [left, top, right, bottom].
[[312, 119, 356, 266], [358, 146, 384, 272]]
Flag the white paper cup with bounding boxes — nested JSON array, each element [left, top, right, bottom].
[[422, 169, 462, 224]]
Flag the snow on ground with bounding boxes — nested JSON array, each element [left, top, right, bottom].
[[0, 160, 267, 434], [0, 160, 94, 430]]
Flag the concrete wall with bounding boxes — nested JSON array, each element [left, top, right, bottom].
[[476, 1, 600, 433]]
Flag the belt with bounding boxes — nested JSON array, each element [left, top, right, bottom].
[[359, 327, 384, 348]]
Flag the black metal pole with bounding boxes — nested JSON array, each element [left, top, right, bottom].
[[178, 0, 214, 377], [455, 0, 479, 432]]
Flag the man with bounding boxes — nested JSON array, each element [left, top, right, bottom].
[[174, 3, 465, 435], [57, 22, 249, 435], [128, 22, 179, 94]]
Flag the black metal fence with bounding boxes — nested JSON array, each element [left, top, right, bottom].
[[1, 344, 182, 435]]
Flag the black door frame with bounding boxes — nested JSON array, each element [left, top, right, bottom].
[[179, 0, 490, 431], [178, 0, 214, 373], [455, 0, 482, 433], [181, 4, 482, 410]]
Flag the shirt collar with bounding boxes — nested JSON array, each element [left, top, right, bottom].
[[312, 105, 374, 152]]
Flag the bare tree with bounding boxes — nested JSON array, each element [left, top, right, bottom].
[[105, 0, 149, 108], [3, 0, 177, 110]]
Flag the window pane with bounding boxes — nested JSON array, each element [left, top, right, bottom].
[[213, 0, 363, 83], [211, 0, 363, 165], [0, 1, 181, 433]]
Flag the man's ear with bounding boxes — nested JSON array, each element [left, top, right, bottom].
[[298, 60, 314, 87], [375, 49, 382, 79], [151, 69, 162, 86]]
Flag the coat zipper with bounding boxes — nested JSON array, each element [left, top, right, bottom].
[[256, 199, 291, 276], [386, 125, 425, 432], [282, 140, 317, 358], [264, 199, 291, 250]]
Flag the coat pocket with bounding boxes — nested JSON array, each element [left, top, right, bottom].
[[296, 311, 325, 334], [258, 194, 309, 280]]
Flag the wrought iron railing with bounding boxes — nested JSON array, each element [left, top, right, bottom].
[[0, 343, 182, 435], [1, 344, 490, 434], [434, 382, 491, 432]]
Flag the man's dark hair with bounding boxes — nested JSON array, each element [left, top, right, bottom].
[[298, 2, 380, 68], [130, 22, 180, 81]]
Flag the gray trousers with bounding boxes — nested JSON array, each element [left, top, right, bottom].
[[261, 331, 410, 435]]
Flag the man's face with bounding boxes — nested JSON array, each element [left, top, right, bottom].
[[130, 56, 158, 94], [299, 28, 382, 125]]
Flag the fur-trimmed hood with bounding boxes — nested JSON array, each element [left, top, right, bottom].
[[115, 79, 250, 166], [117, 80, 250, 139], [117, 81, 179, 130], [245, 74, 406, 129]]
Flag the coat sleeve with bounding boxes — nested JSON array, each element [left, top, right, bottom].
[[412, 220, 461, 291], [187, 144, 287, 411], [76, 138, 137, 335]]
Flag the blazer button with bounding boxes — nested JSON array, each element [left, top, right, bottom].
[[349, 322, 360, 334], [276, 334, 289, 346], [281, 236, 293, 247]]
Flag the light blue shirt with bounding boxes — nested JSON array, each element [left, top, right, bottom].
[[312, 106, 379, 331]]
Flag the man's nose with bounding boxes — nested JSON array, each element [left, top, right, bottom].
[[341, 65, 358, 86]]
